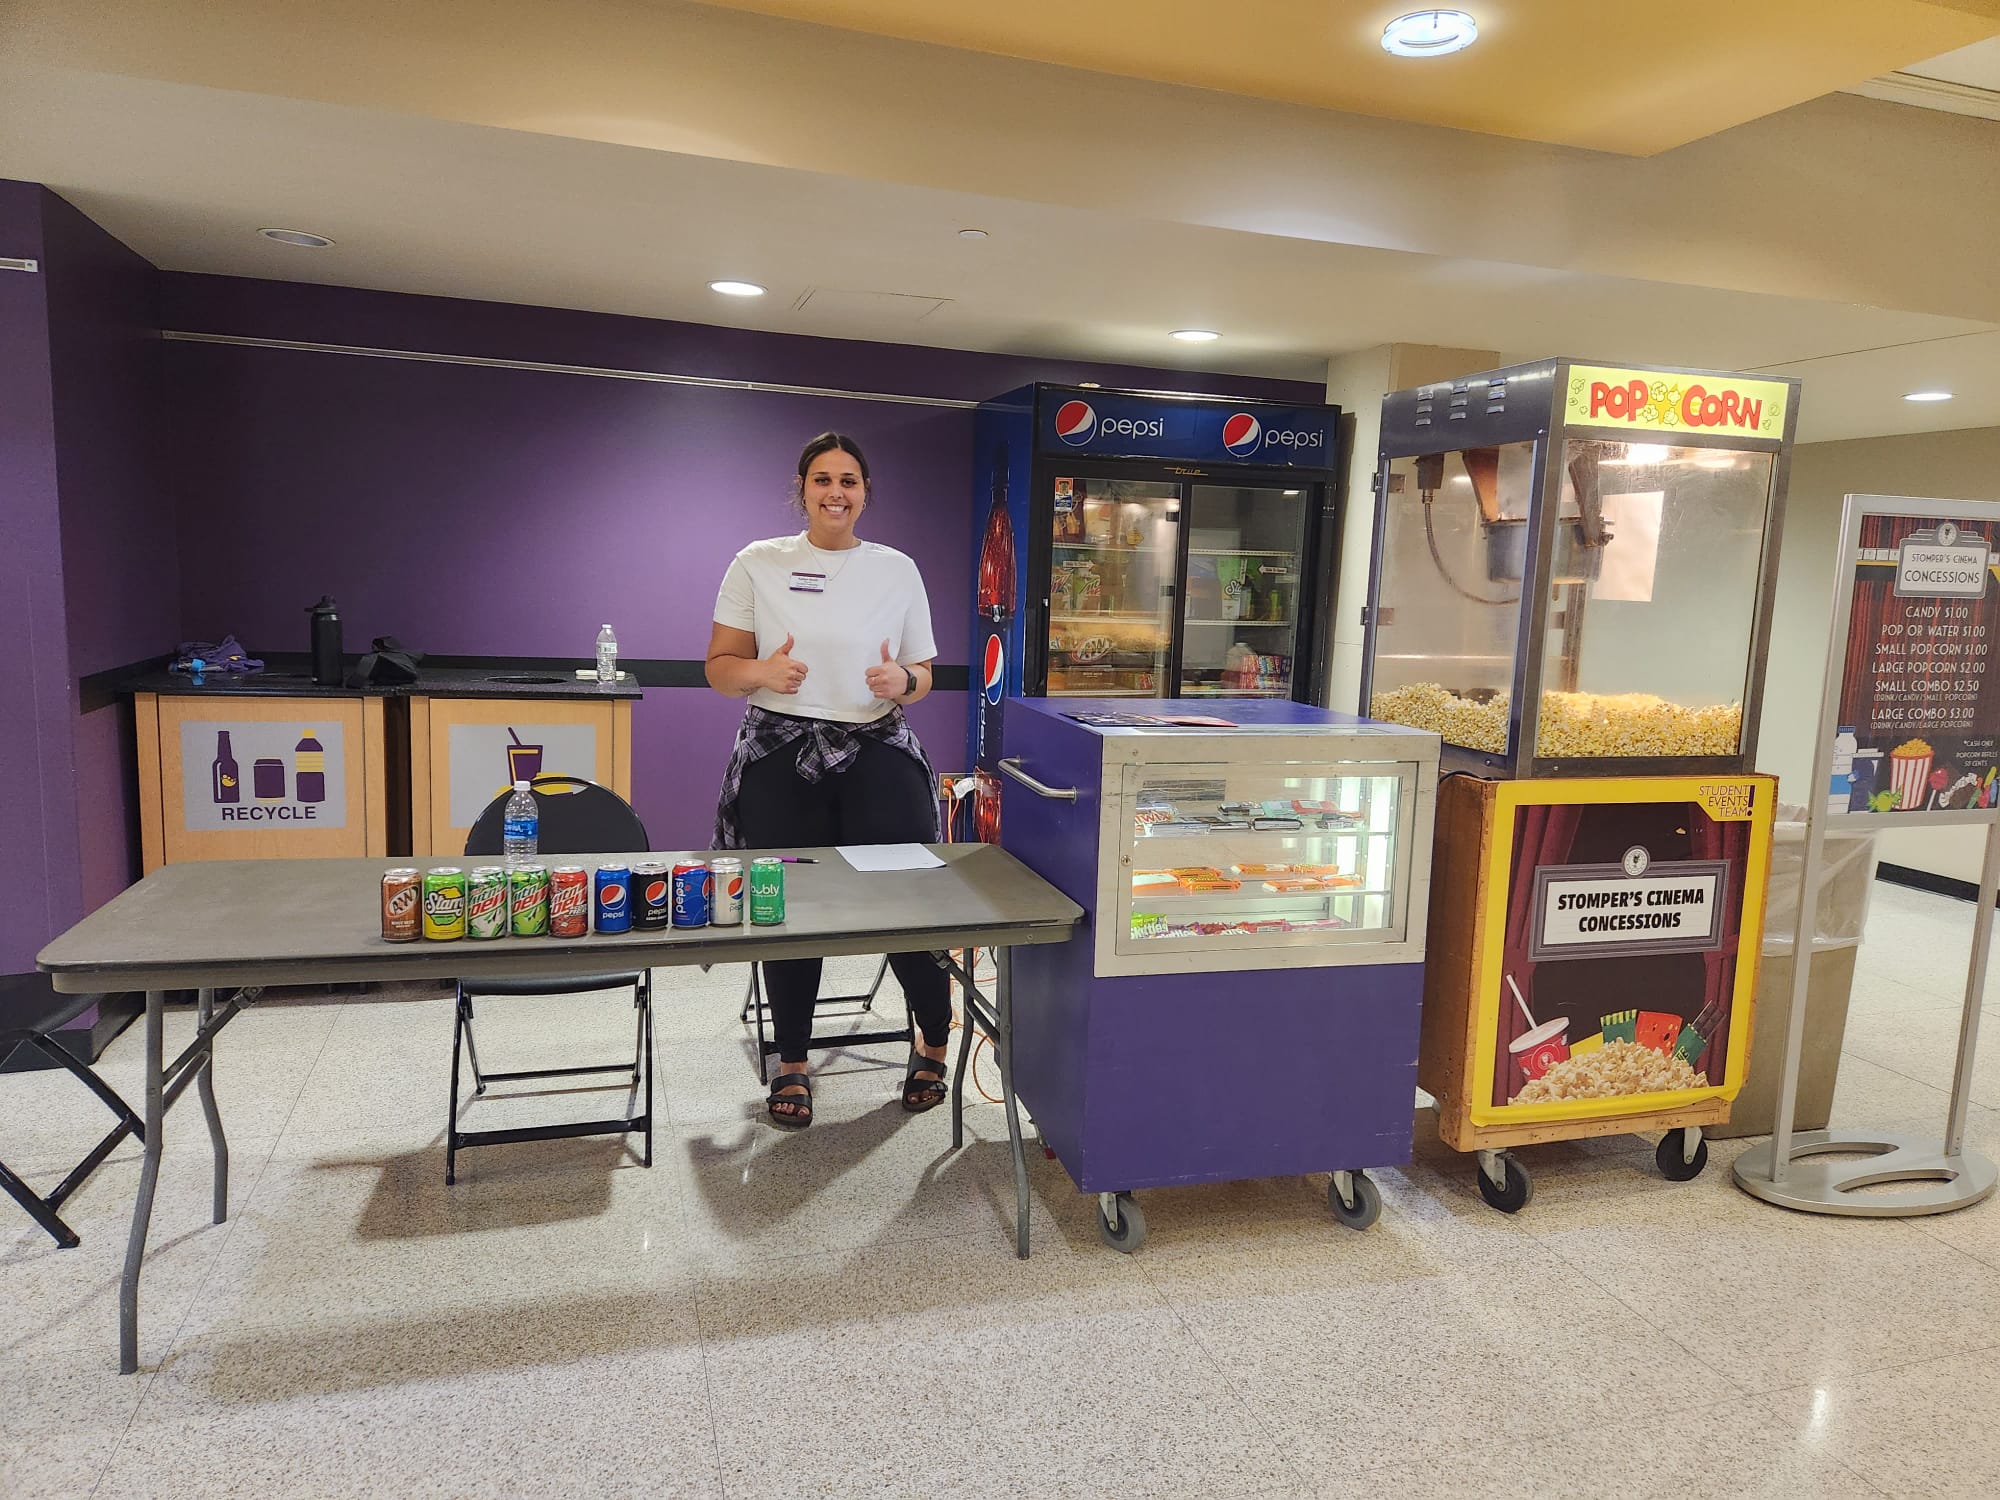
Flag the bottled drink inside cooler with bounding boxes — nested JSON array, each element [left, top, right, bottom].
[[1180, 483, 1309, 699], [1045, 477, 1177, 697]]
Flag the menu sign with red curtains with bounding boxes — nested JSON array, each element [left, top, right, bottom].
[[1478, 780, 1770, 1123], [1834, 512, 2000, 816]]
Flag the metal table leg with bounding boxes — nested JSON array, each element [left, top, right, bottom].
[[995, 947, 1030, 1260], [119, 990, 165, 1374], [196, 987, 228, 1224]]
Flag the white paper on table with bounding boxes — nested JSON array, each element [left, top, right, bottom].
[[837, 843, 945, 872]]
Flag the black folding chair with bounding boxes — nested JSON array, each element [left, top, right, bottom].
[[1, 991, 145, 1247], [449, 776, 653, 1185]]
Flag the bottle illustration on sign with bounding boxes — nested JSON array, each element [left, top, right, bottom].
[[295, 729, 326, 803], [253, 758, 287, 801], [211, 731, 240, 805], [506, 728, 544, 786]]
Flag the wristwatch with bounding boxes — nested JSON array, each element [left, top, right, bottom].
[[901, 665, 918, 697]]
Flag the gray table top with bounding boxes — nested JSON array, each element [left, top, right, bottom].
[[38, 845, 1082, 993]]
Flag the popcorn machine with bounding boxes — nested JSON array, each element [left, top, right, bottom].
[[1362, 360, 1800, 1209]]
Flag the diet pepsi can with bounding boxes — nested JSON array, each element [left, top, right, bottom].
[[671, 860, 711, 928], [709, 857, 743, 926], [593, 864, 632, 933], [631, 861, 671, 930]]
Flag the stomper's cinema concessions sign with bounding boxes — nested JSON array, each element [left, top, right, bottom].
[[1565, 364, 1789, 439]]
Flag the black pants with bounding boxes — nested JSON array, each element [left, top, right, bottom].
[[735, 735, 951, 1064]]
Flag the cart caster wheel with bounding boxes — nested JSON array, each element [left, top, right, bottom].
[[1655, 1129, 1709, 1182], [1475, 1154, 1533, 1213], [1097, 1193, 1147, 1253], [1327, 1171, 1382, 1231]]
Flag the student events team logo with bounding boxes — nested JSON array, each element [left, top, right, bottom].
[[1053, 399, 1097, 447]]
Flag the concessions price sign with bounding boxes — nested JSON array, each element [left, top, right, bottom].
[[1831, 498, 2000, 820]]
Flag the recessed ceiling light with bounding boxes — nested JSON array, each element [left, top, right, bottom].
[[1381, 9, 1480, 58], [1904, 390, 1955, 402], [957, 228, 989, 240], [258, 228, 333, 248], [1170, 329, 1220, 343], [708, 280, 766, 297]]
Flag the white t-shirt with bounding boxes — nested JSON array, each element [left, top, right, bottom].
[[713, 534, 939, 724]]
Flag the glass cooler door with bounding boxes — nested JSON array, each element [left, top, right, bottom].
[[1046, 476, 1178, 697], [1180, 483, 1310, 699], [1117, 760, 1413, 959]]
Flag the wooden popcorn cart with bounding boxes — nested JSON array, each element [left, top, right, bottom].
[[1363, 360, 1800, 1209]]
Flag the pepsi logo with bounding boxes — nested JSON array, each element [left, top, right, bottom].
[[725, 876, 744, 899], [599, 884, 627, 910], [982, 632, 1006, 705], [1053, 400, 1096, 447], [1222, 412, 1263, 456], [644, 880, 668, 904]]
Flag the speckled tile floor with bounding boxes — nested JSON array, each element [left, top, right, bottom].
[[7, 887, 2000, 1498]]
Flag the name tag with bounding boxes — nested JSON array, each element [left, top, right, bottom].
[[789, 571, 826, 593]]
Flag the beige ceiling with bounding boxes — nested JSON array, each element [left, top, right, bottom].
[[3, 0, 1998, 444], [689, 0, 2000, 153]]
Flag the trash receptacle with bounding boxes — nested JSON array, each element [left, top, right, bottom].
[[1711, 806, 1876, 1139]]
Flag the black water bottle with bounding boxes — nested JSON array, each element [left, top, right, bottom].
[[309, 596, 344, 685]]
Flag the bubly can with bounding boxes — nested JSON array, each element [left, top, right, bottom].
[[749, 857, 785, 925], [593, 864, 632, 933], [710, 857, 744, 926], [509, 864, 550, 936], [549, 865, 589, 937], [466, 867, 508, 939], [632, 861, 672, 930], [422, 868, 466, 941], [381, 868, 421, 942], [671, 860, 711, 928]]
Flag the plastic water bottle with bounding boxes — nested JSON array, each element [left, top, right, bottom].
[[503, 780, 539, 866], [595, 623, 618, 684]]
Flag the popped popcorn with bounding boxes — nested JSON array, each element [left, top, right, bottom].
[[1368, 683, 1742, 760], [1509, 1039, 1707, 1104]]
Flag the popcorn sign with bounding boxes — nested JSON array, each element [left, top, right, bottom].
[[1564, 364, 1789, 438]]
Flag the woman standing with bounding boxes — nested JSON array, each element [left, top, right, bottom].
[[707, 433, 950, 1130]]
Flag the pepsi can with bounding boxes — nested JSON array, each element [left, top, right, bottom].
[[631, 861, 671, 930], [671, 860, 711, 928], [709, 857, 743, 926], [593, 864, 632, 933]]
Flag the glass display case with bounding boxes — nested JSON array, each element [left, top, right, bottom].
[[1362, 359, 1800, 777]]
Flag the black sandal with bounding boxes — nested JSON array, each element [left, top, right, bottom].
[[767, 1069, 813, 1130], [901, 1047, 948, 1113]]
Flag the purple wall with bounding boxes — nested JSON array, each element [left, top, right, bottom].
[[162, 274, 1321, 846], [0, 183, 78, 976], [44, 192, 170, 918]]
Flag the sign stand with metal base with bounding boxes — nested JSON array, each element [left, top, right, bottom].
[[1734, 494, 2000, 1218]]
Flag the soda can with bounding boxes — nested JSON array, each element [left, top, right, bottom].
[[422, 868, 467, 941], [509, 864, 550, 936], [671, 860, 710, 928], [381, 868, 422, 943], [710, 857, 744, 926], [466, 867, 508, 940], [749, 857, 786, 925], [631, 861, 672, 930], [549, 865, 589, 938], [593, 864, 633, 934]]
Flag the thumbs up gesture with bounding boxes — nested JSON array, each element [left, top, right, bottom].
[[865, 639, 907, 701], [763, 633, 808, 695]]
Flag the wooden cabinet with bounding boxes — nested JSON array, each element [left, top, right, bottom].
[[406, 695, 632, 857]]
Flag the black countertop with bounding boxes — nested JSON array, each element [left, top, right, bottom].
[[124, 667, 642, 701]]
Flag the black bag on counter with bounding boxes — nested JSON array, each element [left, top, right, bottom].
[[345, 635, 425, 687]]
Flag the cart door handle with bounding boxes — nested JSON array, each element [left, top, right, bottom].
[[998, 758, 1077, 802]]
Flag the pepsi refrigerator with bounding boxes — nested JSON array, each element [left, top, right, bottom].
[[996, 697, 1438, 1248], [968, 385, 1343, 797]]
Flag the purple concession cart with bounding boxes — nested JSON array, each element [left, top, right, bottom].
[[996, 697, 1440, 1250]]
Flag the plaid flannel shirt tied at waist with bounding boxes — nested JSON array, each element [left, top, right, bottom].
[[712, 705, 937, 850]]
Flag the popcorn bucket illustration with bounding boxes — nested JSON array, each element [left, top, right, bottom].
[[1888, 739, 1934, 811]]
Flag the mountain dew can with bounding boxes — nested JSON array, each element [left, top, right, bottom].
[[466, 867, 508, 939], [749, 857, 785, 925]]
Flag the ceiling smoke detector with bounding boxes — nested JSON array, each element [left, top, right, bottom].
[[1381, 10, 1480, 58], [258, 228, 334, 248]]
